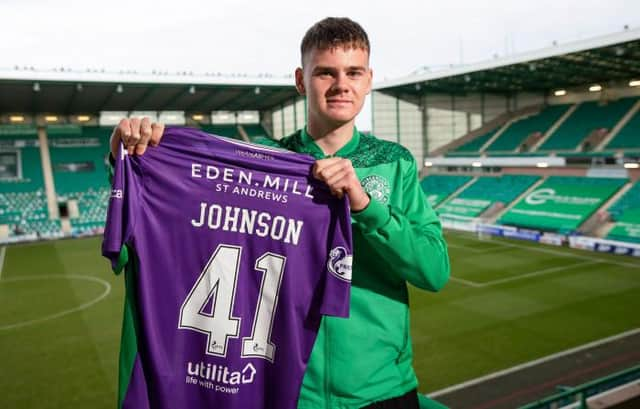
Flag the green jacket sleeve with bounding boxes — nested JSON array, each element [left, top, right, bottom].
[[351, 158, 450, 291]]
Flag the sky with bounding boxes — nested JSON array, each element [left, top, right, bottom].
[[2, 0, 640, 130]]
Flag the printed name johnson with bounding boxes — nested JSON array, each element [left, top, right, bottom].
[[190, 163, 314, 246]]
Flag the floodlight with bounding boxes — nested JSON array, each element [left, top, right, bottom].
[[630, 80, 640, 87], [554, 89, 566, 96], [623, 163, 639, 169], [536, 162, 549, 168], [45, 116, 58, 122], [471, 161, 482, 167], [9, 115, 24, 123], [588, 84, 602, 92], [424, 161, 433, 167], [192, 114, 204, 121], [77, 115, 91, 122]]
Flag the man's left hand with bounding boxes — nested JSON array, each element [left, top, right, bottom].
[[312, 158, 370, 212]]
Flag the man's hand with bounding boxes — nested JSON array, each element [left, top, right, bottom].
[[312, 158, 370, 212], [110, 117, 165, 159]]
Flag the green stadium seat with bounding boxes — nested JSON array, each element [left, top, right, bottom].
[[499, 176, 627, 232], [606, 182, 640, 243], [242, 124, 271, 141], [48, 126, 111, 196], [420, 175, 472, 207], [538, 98, 637, 151], [486, 105, 569, 152], [438, 175, 539, 219], [451, 128, 499, 153], [200, 124, 241, 139], [605, 108, 640, 149]]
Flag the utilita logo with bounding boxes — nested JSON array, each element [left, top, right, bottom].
[[187, 361, 257, 385]]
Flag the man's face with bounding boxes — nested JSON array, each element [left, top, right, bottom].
[[296, 46, 372, 130]]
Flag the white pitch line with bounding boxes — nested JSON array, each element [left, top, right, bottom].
[[482, 260, 600, 286], [495, 240, 640, 269], [428, 327, 640, 397], [0, 274, 111, 331], [450, 260, 598, 288], [452, 236, 640, 269], [449, 276, 483, 288], [0, 246, 6, 280]]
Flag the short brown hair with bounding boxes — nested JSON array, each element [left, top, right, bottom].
[[300, 17, 370, 65]]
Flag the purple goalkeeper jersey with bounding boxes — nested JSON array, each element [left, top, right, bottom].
[[102, 126, 352, 409]]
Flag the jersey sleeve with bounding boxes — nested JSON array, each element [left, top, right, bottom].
[[102, 145, 143, 274], [351, 157, 450, 292], [318, 197, 353, 318]]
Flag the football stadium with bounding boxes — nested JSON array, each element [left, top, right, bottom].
[[2, 19, 640, 409]]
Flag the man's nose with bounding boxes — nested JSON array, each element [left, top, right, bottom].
[[331, 72, 349, 92]]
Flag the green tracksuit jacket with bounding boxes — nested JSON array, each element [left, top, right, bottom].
[[259, 128, 451, 409]]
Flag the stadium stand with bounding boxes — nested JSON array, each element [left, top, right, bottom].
[[200, 124, 241, 139], [0, 190, 60, 236], [449, 128, 499, 154], [242, 124, 270, 141], [437, 175, 540, 219], [47, 125, 111, 234], [420, 174, 473, 207], [605, 107, 640, 150], [538, 98, 638, 151], [69, 187, 110, 234], [48, 125, 110, 194], [607, 182, 640, 243], [498, 176, 628, 233], [0, 125, 61, 237], [485, 105, 569, 152]]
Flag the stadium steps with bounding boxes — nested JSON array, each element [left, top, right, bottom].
[[600, 181, 634, 215], [592, 221, 616, 238], [235, 125, 251, 142], [38, 127, 59, 219], [490, 176, 547, 223], [478, 117, 516, 152], [537, 98, 638, 152], [530, 103, 578, 152], [420, 174, 473, 207], [578, 182, 628, 235], [240, 124, 273, 142], [434, 176, 478, 210], [598, 99, 640, 151]]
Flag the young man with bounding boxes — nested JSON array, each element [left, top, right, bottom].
[[110, 17, 450, 409]]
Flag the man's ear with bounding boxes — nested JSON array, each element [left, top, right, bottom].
[[295, 67, 305, 95]]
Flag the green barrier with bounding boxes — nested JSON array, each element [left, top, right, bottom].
[[499, 178, 624, 231], [519, 364, 640, 409]]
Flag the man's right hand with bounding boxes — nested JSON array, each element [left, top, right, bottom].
[[110, 117, 165, 159]]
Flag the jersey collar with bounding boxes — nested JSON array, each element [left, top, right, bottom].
[[300, 126, 361, 159]]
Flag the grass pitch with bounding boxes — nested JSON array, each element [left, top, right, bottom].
[[1, 232, 639, 407]]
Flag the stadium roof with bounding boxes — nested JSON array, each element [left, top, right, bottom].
[[374, 27, 640, 98], [0, 69, 297, 114]]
